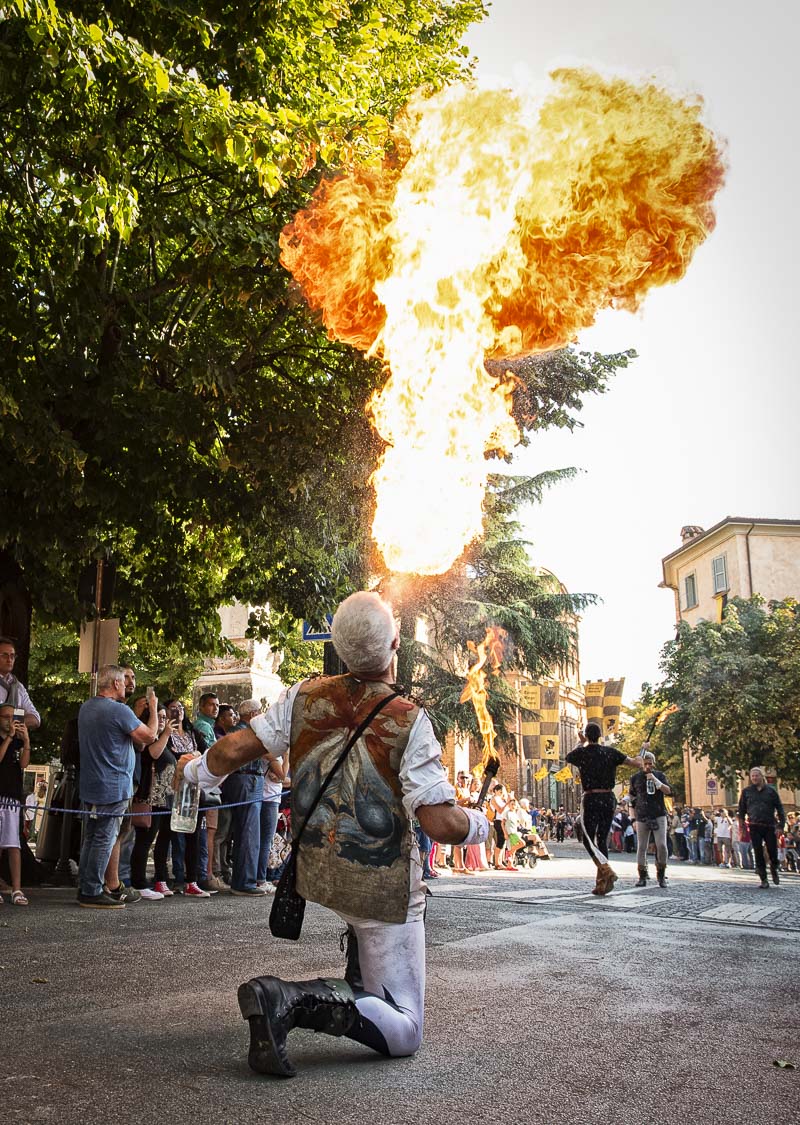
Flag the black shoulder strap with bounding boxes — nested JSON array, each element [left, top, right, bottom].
[[293, 688, 400, 844]]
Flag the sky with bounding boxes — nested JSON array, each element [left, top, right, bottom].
[[465, 0, 800, 699]]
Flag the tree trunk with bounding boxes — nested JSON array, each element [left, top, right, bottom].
[[0, 549, 32, 683]]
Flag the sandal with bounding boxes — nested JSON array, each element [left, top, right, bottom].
[[11, 890, 28, 906]]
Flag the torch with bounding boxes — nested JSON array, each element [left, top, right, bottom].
[[459, 627, 506, 807]]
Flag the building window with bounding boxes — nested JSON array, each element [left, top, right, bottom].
[[711, 554, 728, 594], [684, 572, 698, 609]]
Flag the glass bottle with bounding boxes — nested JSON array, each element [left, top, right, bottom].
[[170, 777, 199, 833]]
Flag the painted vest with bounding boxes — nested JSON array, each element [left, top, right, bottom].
[[290, 674, 420, 923]]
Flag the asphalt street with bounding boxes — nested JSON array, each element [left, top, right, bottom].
[[3, 844, 797, 1125]]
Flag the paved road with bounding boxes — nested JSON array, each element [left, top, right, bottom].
[[3, 846, 797, 1124]]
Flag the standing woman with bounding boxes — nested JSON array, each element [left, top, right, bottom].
[[130, 704, 174, 898], [0, 703, 31, 905], [489, 783, 509, 869], [566, 724, 643, 895], [164, 699, 210, 898], [501, 797, 525, 868], [257, 752, 286, 891], [465, 777, 490, 871], [451, 773, 474, 874]]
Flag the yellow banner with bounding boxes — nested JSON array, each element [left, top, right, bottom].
[[519, 683, 540, 710], [534, 765, 549, 781], [553, 765, 572, 783], [585, 680, 604, 725], [539, 683, 559, 724], [540, 733, 560, 760], [603, 678, 625, 735], [521, 717, 540, 760]]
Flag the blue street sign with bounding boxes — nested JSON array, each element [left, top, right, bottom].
[[302, 616, 333, 642]]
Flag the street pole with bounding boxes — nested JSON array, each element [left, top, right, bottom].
[[89, 558, 104, 698]]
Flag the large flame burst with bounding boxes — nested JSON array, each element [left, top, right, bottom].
[[280, 68, 725, 576], [459, 626, 507, 771]]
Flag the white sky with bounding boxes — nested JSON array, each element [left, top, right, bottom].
[[466, 0, 800, 698]]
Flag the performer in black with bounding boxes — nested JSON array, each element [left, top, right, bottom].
[[628, 750, 672, 888], [738, 766, 785, 889], [566, 723, 643, 895]]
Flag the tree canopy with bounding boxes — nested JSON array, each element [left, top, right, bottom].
[[0, 0, 486, 650], [388, 471, 596, 750], [1, 1, 636, 673], [655, 597, 800, 790]]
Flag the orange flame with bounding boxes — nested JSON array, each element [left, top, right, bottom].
[[459, 626, 507, 771], [280, 69, 725, 576]]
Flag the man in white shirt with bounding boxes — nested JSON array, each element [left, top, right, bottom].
[[0, 637, 40, 729], [179, 591, 490, 1079]]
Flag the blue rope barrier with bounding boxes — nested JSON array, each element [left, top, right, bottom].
[[12, 797, 268, 818]]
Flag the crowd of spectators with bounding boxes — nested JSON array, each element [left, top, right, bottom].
[[71, 672, 291, 909], [2, 640, 798, 906]]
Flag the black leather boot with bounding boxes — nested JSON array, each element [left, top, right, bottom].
[[342, 925, 363, 990], [238, 976, 358, 1078], [656, 864, 668, 888], [635, 866, 648, 887], [770, 863, 780, 886]]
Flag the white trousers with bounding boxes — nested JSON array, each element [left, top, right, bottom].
[[334, 856, 427, 1057]]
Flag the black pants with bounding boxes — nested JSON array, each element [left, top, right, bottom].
[[749, 824, 778, 878], [131, 809, 172, 888], [581, 793, 616, 860], [556, 823, 565, 842]]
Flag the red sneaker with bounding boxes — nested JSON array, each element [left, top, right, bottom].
[[153, 881, 174, 897], [184, 882, 211, 898]]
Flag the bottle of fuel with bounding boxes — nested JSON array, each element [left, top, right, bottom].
[[171, 777, 199, 833]]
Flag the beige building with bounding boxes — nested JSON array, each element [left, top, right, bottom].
[[660, 517, 800, 809]]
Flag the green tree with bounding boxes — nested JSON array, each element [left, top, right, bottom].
[[390, 470, 596, 751], [656, 596, 800, 790], [0, 0, 486, 650], [26, 615, 206, 761]]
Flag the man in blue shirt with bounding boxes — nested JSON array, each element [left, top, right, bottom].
[[77, 666, 158, 908]]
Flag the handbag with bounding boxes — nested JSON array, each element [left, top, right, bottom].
[[131, 799, 152, 828], [268, 830, 292, 870], [269, 687, 400, 941]]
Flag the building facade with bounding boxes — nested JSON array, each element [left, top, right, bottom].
[[660, 517, 800, 809]]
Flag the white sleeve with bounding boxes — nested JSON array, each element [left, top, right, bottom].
[[248, 683, 301, 756], [399, 709, 457, 818], [13, 680, 40, 725]]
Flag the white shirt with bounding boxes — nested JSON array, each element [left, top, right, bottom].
[[715, 816, 732, 839], [25, 793, 40, 822], [249, 682, 455, 817], [0, 676, 40, 725]]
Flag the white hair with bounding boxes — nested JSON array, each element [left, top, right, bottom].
[[97, 664, 125, 690], [331, 592, 397, 674], [237, 698, 261, 717], [642, 751, 656, 764]]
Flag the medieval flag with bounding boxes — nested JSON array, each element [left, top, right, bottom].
[[584, 680, 605, 727], [519, 682, 540, 760], [539, 682, 560, 760], [602, 678, 625, 736]]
